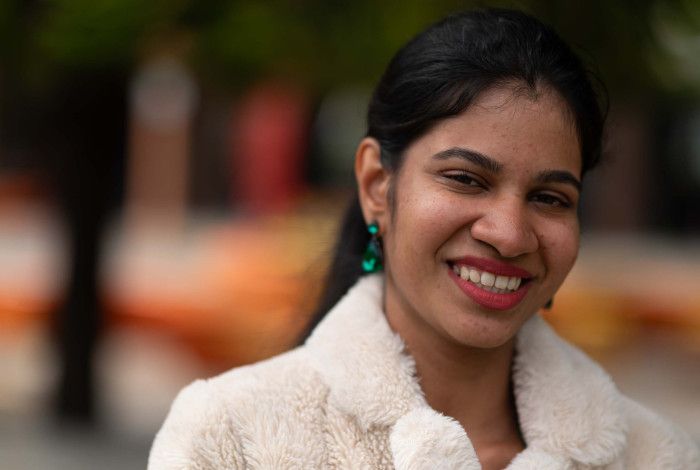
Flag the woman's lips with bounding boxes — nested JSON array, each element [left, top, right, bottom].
[[446, 258, 532, 310]]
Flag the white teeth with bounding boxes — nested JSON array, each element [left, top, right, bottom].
[[469, 269, 480, 283], [480, 272, 495, 287], [459, 265, 469, 279], [494, 275, 508, 289], [507, 276, 518, 290], [452, 264, 524, 293]]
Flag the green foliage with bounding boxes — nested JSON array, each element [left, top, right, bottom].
[[190, 0, 467, 88], [651, 0, 700, 95], [0, 1, 19, 58], [1, 0, 698, 96], [35, 0, 186, 69], [193, 2, 316, 86]]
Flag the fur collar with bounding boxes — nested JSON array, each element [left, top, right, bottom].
[[306, 274, 627, 469]]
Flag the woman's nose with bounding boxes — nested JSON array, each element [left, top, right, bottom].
[[469, 197, 538, 258]]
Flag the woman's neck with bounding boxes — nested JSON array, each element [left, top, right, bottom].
[[385, 298, 525, 465]]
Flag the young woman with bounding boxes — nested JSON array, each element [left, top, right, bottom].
[[149, 9, 699, 469]]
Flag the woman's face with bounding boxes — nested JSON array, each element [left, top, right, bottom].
[[380, 85, 582, 349]]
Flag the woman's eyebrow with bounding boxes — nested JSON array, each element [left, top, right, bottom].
[[433, 147, 502, 173], [536, 170, 582, 192], [433, 147, 581, 191]]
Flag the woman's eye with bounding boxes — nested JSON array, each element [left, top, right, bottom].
[[531, 193, 571, 208], [443, 172, 485, 188]]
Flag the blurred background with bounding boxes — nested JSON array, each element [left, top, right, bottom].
[[0, 0, 698, 468]]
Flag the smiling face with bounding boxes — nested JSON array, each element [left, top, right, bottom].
[[363, 85, 582, 350]]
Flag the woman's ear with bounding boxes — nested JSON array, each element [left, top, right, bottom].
[[355, 137, 391, 229]]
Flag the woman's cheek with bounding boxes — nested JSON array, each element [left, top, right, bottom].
[[541, 221, 580, 277]]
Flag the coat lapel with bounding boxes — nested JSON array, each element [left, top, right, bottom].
[[305, 274, 425, 430], [305, 274, 627, 469], [511, 315, 627, 468]]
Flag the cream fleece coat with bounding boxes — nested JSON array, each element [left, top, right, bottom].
[[149, 274, 699, 469]]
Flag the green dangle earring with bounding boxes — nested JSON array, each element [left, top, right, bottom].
[[362, 221, 383, 273]]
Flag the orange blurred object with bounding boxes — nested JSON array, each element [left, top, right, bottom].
[[104, 212, 334, 367]]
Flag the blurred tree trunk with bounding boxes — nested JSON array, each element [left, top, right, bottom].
[[45, 71, 126, 423], [0, 2, 126, 425]]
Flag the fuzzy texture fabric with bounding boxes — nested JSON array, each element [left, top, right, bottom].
[[149, 274, 700, 469], [390, 408, 480, 470]]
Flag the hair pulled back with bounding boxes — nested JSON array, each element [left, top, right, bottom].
[[301, 8, 606, 340]]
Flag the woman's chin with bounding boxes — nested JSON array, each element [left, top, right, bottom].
[[441, 313, 532, 350]]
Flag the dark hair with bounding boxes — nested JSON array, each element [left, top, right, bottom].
[[301, 8, 606, 340]]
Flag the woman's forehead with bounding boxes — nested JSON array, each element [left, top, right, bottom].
[[408, 86, 582, 175]]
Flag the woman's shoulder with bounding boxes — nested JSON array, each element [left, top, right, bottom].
[[148, 345, 328, 469], [208, 345, 322, 395], [515, 316, 699, 467], [172, 345, 323, 408], [619, 395, 700, 468]]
